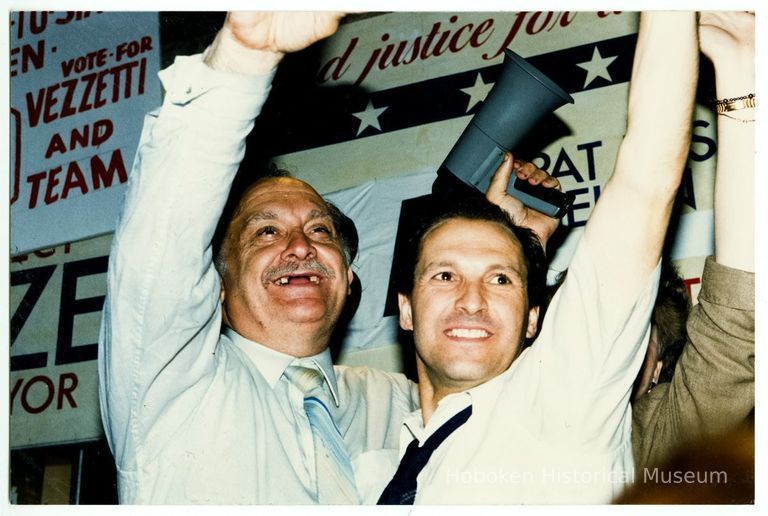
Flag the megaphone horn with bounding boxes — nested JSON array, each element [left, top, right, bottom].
[[434, 49, 575, 218]]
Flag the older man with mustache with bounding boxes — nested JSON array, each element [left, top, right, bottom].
[[98, 12, 419, 504]]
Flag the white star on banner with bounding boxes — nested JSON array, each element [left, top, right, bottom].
[[576, 47, 617, 88], [352, 100, 388, 136], [460, 73, 494, 113]]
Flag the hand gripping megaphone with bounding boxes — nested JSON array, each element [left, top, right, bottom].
[[433, 49, 575, 218]]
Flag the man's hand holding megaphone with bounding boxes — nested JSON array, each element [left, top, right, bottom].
[[486, 152, 562, 249]]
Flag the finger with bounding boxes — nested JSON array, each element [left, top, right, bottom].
[[535, 174, 561, 190], [529, 169, 560, 188], [528, 169, 548, 185], [316, 12, 346, 39], [518, 163, 561, 190], [541, 175, 561, 190], [486, 152, 514, 201], [514, 161, 536, 180], [516, 162, 548, 184]]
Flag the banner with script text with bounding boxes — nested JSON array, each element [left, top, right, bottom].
[[254, 12, 716, 363]]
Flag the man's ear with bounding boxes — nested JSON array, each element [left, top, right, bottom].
[[398, 293, 414, 331], [347, 266, 354, 295], [652, 360, 663, 385], [219, 275, 233, 328], [525, 305, 540, 339]]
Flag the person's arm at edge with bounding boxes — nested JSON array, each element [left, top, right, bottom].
[[633, 12, 755, 472], [703, 11, 755, 272]]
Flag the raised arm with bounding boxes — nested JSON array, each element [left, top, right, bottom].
[[700, 11, 755, 272], [584, 12, 698, 297], [632, 11, 755, 472], [500, 13, 699, 454], [99, 11, 342, 468]]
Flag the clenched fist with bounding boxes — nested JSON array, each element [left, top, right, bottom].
[[206, 11, 345, 74]]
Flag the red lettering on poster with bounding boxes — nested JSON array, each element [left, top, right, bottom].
[[24, 57, 148, 128], [9, 372, 79, 415], [60, 48, 109, 77], [44, 119, 114, 159], [9, 40, 46, 77], [354, 15, 499, 85], [27, 149, 127, 209], [318, 12, 611, 86], [12, 11, 101, 41]]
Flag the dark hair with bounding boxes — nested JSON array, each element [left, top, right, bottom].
[[324, 200, 359, 265], [395, 196, 547, 309], [212, 165, 358, 275], [653, 261, 690, 383]]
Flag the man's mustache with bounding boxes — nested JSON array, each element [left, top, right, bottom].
[[262, 259, 335, 285]]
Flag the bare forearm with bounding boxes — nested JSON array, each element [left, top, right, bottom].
[[620, 12, 699, 189], [584, 12, 698, 294], [713, 107, 754, 271], [710, 28, 755, 272]]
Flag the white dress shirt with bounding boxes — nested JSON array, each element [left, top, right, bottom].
[[397, 240, 660, 504], [98, 53, 418, 504]]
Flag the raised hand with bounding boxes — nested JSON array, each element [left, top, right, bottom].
[[698, 12, 754, 101], [699, 11, 755, 63], [225, 12, 344, 53], [485, 152, 561, 248], [206, 11, 345, 74]]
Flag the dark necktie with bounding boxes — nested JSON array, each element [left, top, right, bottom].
[[377, 405, 473, 505]]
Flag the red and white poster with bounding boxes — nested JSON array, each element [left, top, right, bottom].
[[10, 11, 161, 255]]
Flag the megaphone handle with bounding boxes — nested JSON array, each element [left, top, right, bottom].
[[507, 177, 575, 218], [468, 147, 574, 219]]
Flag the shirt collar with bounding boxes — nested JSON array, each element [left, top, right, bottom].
[[403, 392, 472, 445], [224, 327, 340, 406], [404, 360, 522, 443]]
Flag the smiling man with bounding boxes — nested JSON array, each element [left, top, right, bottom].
[[97, 13, 423, 504], [378, 11, 699, 505], [216, 177, 353, 357], [397, 203, 546, 425]]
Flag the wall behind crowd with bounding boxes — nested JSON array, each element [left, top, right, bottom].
[[10, 11, 717, 453]]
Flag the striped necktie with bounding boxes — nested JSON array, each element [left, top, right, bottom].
[[284, 363, 359, 504], [377, 405, 473, 505]]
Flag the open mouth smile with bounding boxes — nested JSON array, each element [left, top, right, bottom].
[[275, 273, 322, 286], [445, 328, 491, 339]]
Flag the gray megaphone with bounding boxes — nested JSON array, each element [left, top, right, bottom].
[[433, 49, 575, 218]]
